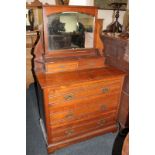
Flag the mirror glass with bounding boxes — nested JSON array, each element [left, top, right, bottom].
[[47, 12, 95, 51]]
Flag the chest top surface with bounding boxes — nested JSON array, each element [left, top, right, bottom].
[[36, 66, 125, 89]]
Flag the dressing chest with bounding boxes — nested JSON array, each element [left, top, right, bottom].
[[33, 6, 125, 153]]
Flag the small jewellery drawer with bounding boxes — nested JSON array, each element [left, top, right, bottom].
[[50, 113, 116, 142], [48, 80, 122, 105], [49, 94, 118, 127], [45, 61, 78, 73], [78, 57, 105, 70]]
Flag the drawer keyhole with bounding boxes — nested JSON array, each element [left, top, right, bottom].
[[65, 111, 74, 120], [100, 105, 107, 111], [101, 88, 109, 93], [59, 65, 65, 68]]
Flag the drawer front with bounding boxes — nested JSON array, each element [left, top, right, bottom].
[[50, 113, 116, 142], [49, 95, 119, 127], [45, 57, 105, 73], [78, 57, 105, 69], [49, 94, 119, 126], [48, 80, 122, 105], [46, 61, 78, 73], [49, 93, 119, 111]]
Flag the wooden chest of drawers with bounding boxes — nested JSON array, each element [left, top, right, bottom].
[[33, 5, 126, 154], [36, 67, 125, 153]]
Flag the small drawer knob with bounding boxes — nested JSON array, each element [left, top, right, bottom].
[[64, 93, 74, 101], [98, 119, 106, 126], [65, 129, 74, 136], [65, 111, 74, 120], [101, 87, 109, 93], [100, 104, 107, 111]]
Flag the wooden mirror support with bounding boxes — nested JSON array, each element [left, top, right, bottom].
[[34, 5, 104, 73]]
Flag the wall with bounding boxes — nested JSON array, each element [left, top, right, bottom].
[[26, 8, 126, 31], [60, 14, 77, 32], [98, 9, 126, 30], [69, 0, 94, 6], [26, 8, 43, 30]]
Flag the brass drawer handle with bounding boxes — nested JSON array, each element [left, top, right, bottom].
[[65, 129, 74, 136], [101, 87, 109, 93], [100, 105, 107, 111], [64, 94, 74, 101], [65, 111, 74, 120], [98, 119, 106, 126]]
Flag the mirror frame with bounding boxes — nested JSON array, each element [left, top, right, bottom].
[[42, 6, 99, 56]]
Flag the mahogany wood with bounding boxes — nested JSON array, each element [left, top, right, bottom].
[[36, 67, 125, 153], [50, 116, 116, 142], [33, 6, 126, 154], [47, 124, 117, 153], [95, 19, 104, 56], [50, 111, 117, 129], [45, 56, 106, 74]]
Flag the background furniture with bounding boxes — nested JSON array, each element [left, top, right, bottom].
[[33, 6, 125, 153], [26, 31, 38, 88], [94, 0, 127, 10], [112, 127, 129, 155], [26, 4, 43, 88], [122, 133, 129, 155], [101, 34, 129, 129]]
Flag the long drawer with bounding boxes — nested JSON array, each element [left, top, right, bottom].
[[49, 94, 119, 126], [48, 79, 122, 105], [45, 57, 105, 74], [50, 112, 116, 142]]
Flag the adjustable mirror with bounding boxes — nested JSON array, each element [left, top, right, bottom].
[[42, 6, 101, 54], [47, 12, 95, 51], [34, 6, 104, 72]]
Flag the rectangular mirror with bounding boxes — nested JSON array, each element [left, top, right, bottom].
[[47, 12, 95, 51]]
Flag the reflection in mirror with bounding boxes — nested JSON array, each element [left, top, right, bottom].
[[47, 12, 95, 51]]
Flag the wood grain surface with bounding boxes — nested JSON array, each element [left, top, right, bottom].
[[33, 6, 126, 154]]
